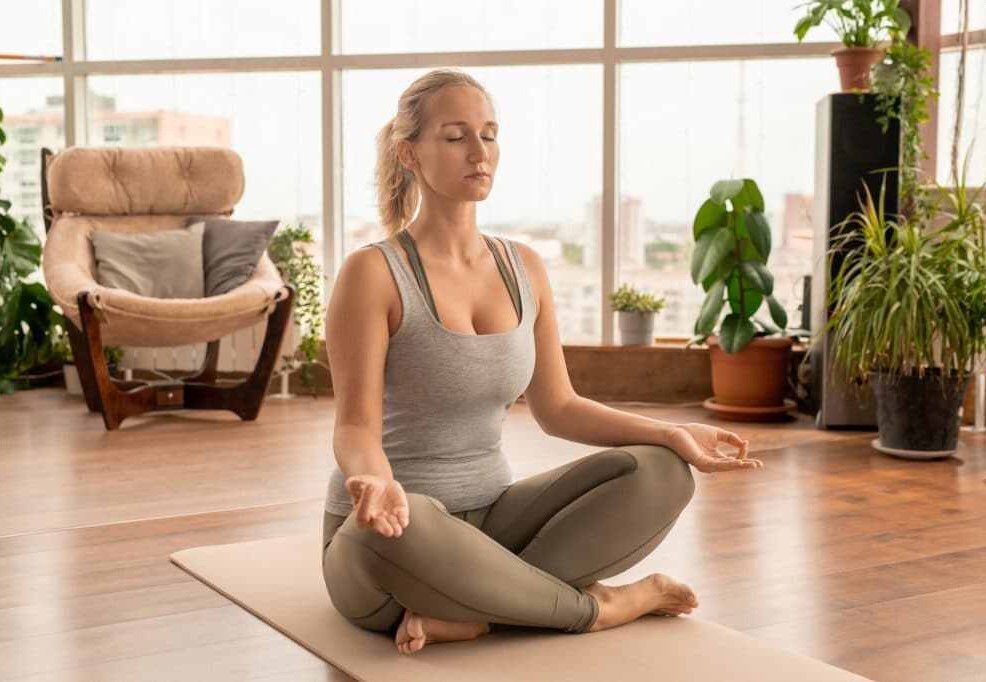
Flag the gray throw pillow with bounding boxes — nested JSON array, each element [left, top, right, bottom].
[[90, 223, 205, 298], [190, 218, 280, 297]]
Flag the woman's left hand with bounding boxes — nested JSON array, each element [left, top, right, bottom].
[[665, 422, 763, 473]]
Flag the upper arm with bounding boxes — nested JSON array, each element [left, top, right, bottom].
[[514, 242, 578, 434], [325, 247, 393, 441]]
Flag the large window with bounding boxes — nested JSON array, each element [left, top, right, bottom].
[[339, 1, 603, 54], [937, 46, 986, 185], [85, 73, 322, 269], [620, 58, 832, 337], [0, 78, 65, 241], [85, 0, 320, 60], [620, 0, 840, 47], [3, 2, 984, 345], [1, 2, 62, 62]]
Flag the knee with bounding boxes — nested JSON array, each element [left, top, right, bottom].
[[618, 444, 695, 512], [334, 491, 446, 556]]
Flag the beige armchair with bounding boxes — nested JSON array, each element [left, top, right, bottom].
[[41, 146, 294, 430]]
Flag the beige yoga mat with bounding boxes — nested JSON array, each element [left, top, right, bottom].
[[170, 534, 871, 681]]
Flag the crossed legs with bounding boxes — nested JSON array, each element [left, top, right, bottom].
[[322, 444, 695, 639]]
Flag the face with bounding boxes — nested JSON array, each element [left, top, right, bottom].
[[399, 85, 499, 202]]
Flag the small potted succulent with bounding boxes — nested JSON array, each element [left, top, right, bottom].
[[610, 283, 665, 346], [794, 0, 911, 91], [685, 178, 793, 420]]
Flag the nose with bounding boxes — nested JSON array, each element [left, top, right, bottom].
[[467, 134, 490, 164]]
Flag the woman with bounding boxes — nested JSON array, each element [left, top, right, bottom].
[[322, 69, 763, 656]]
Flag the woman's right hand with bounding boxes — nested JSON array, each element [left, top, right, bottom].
[[345, 474, 410, 538]]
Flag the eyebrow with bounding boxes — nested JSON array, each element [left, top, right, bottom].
[[441, 120, 498, 130]]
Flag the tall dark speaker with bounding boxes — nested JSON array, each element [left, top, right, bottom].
[[810, 93, 900, 428]]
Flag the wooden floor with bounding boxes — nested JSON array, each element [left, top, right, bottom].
[[1, 389, 985, 681]]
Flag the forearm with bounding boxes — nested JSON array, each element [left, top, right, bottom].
[[543, 395, 679, 447], [333, 424, 395, 481]]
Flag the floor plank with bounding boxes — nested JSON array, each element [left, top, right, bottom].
[[1, 388, 984, 680]]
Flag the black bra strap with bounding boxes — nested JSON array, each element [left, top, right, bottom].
[[395, 228, 442, 322], [395, 228, 522, 325], [482, 235, 522, 322]]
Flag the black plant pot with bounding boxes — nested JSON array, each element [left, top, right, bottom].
[[869, 369, 972, 458]]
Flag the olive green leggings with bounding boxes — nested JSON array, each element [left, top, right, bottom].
[[321, 444, 695, 636]]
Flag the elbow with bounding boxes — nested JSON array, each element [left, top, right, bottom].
[[538, 394, 578, 438]]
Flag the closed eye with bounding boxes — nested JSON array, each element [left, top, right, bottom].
[[447, 137, 496, 142]]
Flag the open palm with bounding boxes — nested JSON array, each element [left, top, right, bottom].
[[666, 422, 763, 473], [345, 474, 410, 537]]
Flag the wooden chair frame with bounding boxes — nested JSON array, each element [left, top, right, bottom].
[[41, 147, 295, 430]]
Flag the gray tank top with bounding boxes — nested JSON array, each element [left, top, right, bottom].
[[324, 231, 537, 517]]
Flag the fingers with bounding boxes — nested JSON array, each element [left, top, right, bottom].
[[717, 430, 750, 459], [356, 483, 381, 527], [705, 456, 763, 472]]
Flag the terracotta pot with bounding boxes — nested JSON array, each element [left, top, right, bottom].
[[831, 46, 885, 92], [708, 335, 793, 407]]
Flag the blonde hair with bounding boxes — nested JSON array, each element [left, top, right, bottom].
[[374, 69, 495, 236]]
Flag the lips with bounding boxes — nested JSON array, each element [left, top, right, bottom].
[[465, 173, 490, 179]]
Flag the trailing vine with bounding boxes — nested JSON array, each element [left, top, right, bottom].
[[269, 223, 327, 394], [870, 36, 938, 222]]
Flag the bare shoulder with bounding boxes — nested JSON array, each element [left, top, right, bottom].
[[334, 242, 400, 314]]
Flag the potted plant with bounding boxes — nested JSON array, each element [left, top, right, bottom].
[[815, 166, 985, 458], [609, 283, 665, 346], [811, 9, 986, 457], [0, 106, 69, 394], [268, 223, 327, 395], [685, 178, 794, 421], [794, 0, 911, 92]]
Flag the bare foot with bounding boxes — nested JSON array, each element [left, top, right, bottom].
[[394, 608, 491, 655], [584, 574, 699, 632]]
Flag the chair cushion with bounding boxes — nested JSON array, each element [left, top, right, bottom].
[[190, 218, 280, 297], [43, 215, 288, 347], [46, 147, 244, 216], [90, 222, 205, 298]]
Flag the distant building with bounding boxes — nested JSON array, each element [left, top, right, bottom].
[[4, 92, 229, 234]]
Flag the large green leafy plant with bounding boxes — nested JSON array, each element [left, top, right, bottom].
[[268, 223, 326, 393], [0, 106, 68, 394], [686, 178, 788, 354], [818, 167, 986, 386], [794, 0, 910, 47]]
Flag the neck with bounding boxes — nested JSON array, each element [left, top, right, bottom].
[[404, 200, 485, 265]]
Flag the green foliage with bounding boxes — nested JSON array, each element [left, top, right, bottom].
[[870, 37, 938, 221], [793, 0, 910, 48], [269, 223, 326, 393], [812, 170, 986, 384], [0, 105, 69, 394], [609, 283, 666, 313], [686, 178, 788, 354]]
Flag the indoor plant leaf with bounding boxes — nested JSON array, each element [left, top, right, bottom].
[[719, 313, 756, 353], [746, 211, 772, 261], [692, 199, 727, 240], [696, 228, 736, 284], [695, 280, 726, 335], [766, 294, 788, 330], [730, 179, 765, 213], [727, 271, 764, 317], [739, 260, 774, 295], [709, 179, 744, 205]]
